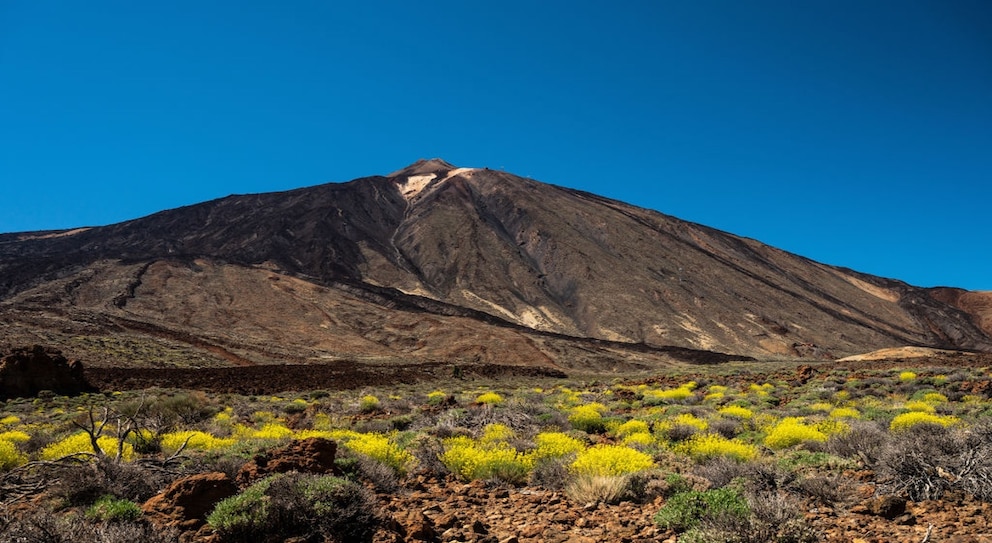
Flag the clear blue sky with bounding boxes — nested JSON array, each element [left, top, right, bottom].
[[1, 1, 989, 290]]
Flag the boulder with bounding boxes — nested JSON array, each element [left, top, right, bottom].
[[236, 437, 340, 486], [142, 472, 237, 531], [0, 345, 93, 400]]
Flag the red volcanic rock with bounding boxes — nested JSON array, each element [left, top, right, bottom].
[[142, 472, 237, 531], [236, 437, 340, 487]]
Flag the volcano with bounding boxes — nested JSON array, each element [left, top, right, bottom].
[[1, 159, 989, 374]]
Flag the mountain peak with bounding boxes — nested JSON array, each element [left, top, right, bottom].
[[388, 158, 457, 178]]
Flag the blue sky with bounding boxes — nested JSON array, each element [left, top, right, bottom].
[[1, 1, 989, 290]]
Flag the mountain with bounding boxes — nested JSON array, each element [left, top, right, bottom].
[[1, 159, 990, 373]]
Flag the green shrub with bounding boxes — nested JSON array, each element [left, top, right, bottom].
[[654, 486, 750, 533], [207, 473, 378, 542], [85, 495, 142, 522]]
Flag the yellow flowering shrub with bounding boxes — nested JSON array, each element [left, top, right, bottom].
[[0, 415, 21, 426], [0, 439, 27, 471], [749, 383, 774, 396], [899, 371, 917, 382], [829, 407, 861, 420], [344, 433, 414, 474], [569, 403, 607, 432], [571, 444, 654, 477], [481, 424, 514, 444], [426, 390, 447, 404], [643, 387, 693, 404], [359, 395, 381, 412], [440, 436, 532, 483], [763, 418, 828, 449], [922, 392, 948, 404], [614, 419, 650, 438], [676, 433, 758, 462], [532, 432, 585, 461], [40, 432, 134, 461], [622, 432, 655, 447], [904, 401, 936, 413], [718, 405, 754, 420], [295, 428, 361, 442], [808, 402, 833, 412], [890, 412, 959, 432], [235, 422, 294, 440], [0, 430, 30, 444], [475, 392, 505, 406], [708, 385, 728, 394], [160, 431, 236, 453], [703, 392, 725, 402]]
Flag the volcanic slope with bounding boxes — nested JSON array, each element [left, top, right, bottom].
[[0, 159, 989, 371]]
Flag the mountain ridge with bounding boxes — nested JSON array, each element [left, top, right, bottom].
[[1, 159, 989, 371]]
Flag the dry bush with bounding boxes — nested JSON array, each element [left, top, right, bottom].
[[0, 511, 178, 543], [824, 421, 888, 465], [356, 456, 400, 493], [565, 474, 629, 505], [876, 423, 963, 501], [694, 457, 793, 492], [671, 490, 818, 543], [52, 456, 167, 505], [529, 457, 570, 491], [792, 474, 853, 506], [709, 418, 740, 439]]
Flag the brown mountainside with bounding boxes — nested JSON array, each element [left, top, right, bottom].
[[1, 159, 989, 371]]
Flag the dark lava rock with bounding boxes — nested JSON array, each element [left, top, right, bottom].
[[0, 345, 94, 400]]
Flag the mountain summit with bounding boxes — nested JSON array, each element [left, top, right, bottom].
[[1, 160, 989, 370]]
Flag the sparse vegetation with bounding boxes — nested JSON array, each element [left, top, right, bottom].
[[3, 358, 992, 541]]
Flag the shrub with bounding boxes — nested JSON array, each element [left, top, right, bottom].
[[0, 438, 28, 470], [565, 474, 629, 504], [643, 387, 693, 405], [903, 400, 935, 413], [763, 418, 828, 449], [898, 371, 917, 382], [160, 430, 236, 453], [342, 433, 413, 475], [678, 433, 758, 462], [569, 403, 607, 433], [359, 395, 381, 413], [426, 390, 448, 405], [571, 444, 654, 477], [475, 392, 504, 406], [532, 432, 584, 462], [889, 412, 958, 432], [207, 473, 378, 542], [440, 436, 532, 484], [85, 495, 142, 522], [718, 406, 754, 420], [828, 407, 860, 420], [40, 432, 135, 461], [614, 419, 651, 438], [825, 422, 887, 465], [654, 486, 750, 533]]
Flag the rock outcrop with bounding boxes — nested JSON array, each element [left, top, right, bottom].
[[0, 345, 93, 400]]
